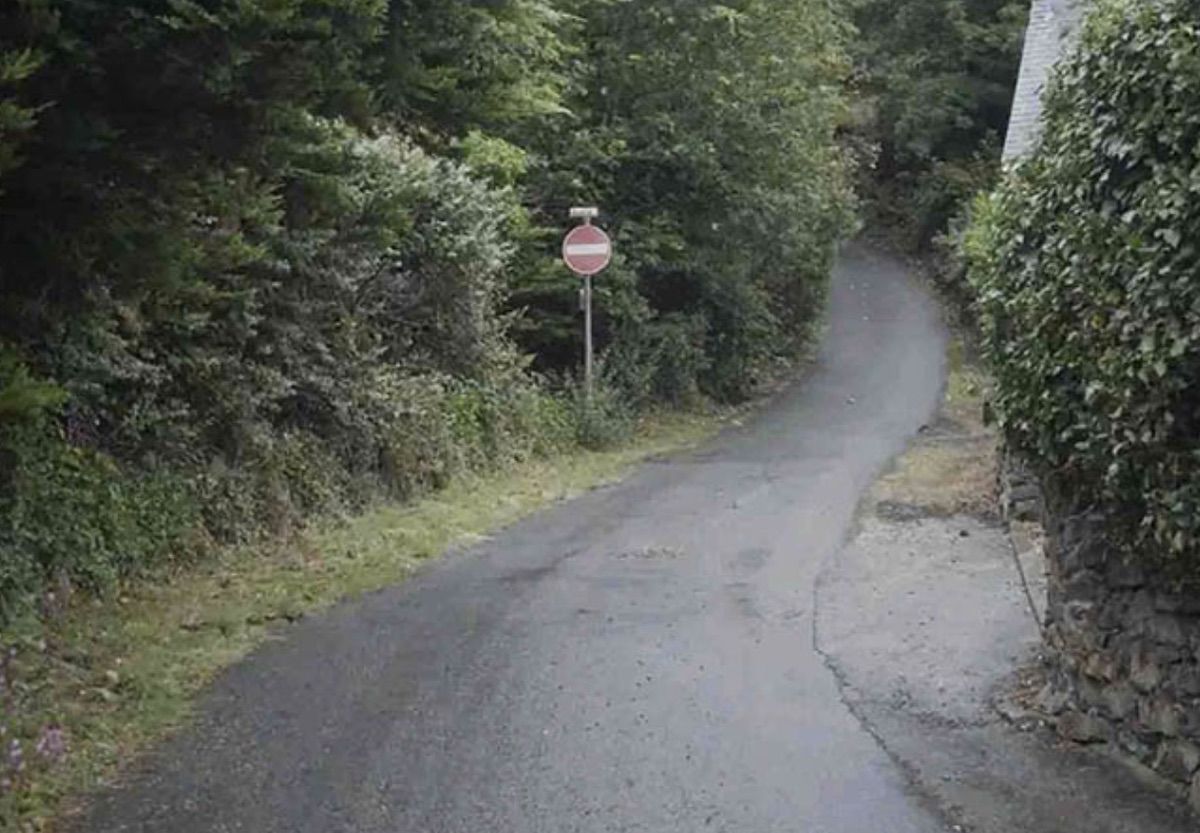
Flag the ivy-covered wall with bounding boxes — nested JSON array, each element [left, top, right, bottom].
[[968, 0, 1200, 805], [968, 0, 1200, 579]]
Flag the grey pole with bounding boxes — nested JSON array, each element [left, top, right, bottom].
[[584, 272, 594, 404], [568, 206, 602, 406]]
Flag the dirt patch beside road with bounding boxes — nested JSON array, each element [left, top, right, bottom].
[[870, 342, 995, 520]]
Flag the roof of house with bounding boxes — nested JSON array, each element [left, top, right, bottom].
[[1002, 0, 1089, 162]]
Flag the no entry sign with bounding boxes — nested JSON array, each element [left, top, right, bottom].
[[562, 223, 612, 276]]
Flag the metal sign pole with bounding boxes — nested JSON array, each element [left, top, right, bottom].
[[584, 273, 594, 404], [563, 206, 609, 409]]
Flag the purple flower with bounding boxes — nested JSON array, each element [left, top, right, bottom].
[[35, 725, 68, 763], [7, 739, 23, 774]]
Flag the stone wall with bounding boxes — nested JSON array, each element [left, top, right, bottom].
[[998, 449, 1042, 523], [1033, 501, 1200, 811]]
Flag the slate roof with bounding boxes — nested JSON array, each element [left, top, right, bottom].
[[1002, 0, 1089, 162]]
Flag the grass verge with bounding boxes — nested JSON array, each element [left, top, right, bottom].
[[870, 334, 998, 518], [3, 409, 725, 832]]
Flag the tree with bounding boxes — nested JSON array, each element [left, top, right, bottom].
[[850, 0, 1026, 246], [514, 0, 854, 401], [0, 0, 854, 617], [375, 0, 569, 140]]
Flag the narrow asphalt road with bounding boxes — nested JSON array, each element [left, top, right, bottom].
[[82, 246, 950, 833]]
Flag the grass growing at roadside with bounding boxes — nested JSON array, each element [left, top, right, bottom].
[[942, 337, 992, 432], [3, 410, 724, 831], [871, 336, 997, 517]]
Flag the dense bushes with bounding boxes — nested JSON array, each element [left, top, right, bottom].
[[0, 0, 852, 617], [966, 0, 1200, 573], [0, 115, 575, 609]]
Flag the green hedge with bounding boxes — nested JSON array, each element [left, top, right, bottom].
[[966, 0, 1200, 570]]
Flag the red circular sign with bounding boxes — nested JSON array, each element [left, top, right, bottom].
[[562, 224, 612, 276]]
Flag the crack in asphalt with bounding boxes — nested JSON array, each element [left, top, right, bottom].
[[811, 537, 972, 833]]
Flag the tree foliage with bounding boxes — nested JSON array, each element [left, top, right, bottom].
[[966, 0, 1200, 573], [515, 0, 854, 401], [0, 0, 852, 617], [375, 0, 569, 138], [850, 0, 1026, 246]]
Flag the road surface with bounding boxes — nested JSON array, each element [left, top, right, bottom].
[[81, 247, 951, 832]]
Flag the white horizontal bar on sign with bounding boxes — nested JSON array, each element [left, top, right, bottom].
[[565, 243, 610, 256]]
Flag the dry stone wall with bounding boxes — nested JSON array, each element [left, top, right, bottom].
[[1024, 484, 1200, 811]]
